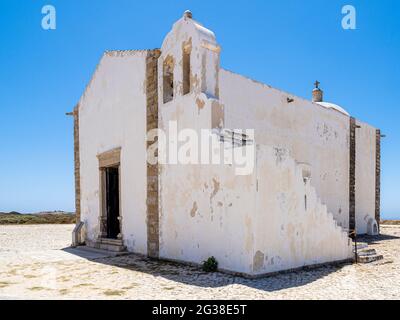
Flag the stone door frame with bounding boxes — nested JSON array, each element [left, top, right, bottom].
[[97, 147, 123, 241]]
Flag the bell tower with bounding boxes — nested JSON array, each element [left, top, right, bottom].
[[159, 11, 221, 102]]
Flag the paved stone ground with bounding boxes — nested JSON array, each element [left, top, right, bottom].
[[1, 224, 400, 300]]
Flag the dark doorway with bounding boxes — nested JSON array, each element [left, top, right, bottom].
[[105, 166, 120, 239]]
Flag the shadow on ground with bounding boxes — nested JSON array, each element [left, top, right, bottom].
[[358, 232, 400, 245], [62, 246, 351, 293]]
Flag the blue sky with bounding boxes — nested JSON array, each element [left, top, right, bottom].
[[0, 0, 398, 218]]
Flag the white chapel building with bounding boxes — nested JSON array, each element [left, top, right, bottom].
[[70, 11, 381, 276]]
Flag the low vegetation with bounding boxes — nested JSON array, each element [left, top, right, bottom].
[[381, 220, 400, 225], [202, 256, 219, 272], [0, 211, 75, 225]]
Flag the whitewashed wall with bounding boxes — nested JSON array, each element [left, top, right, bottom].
[[219, 69, 351, 230], [157, 15, 255, 273], [157, 15, 352, 275], [253, 145, 352, 274], [78, 51, 148, 253], [159, 140, 353, 275], [355, 120, 376, 234], [159, 159, 258, 274], [76, 13, 375, 275]]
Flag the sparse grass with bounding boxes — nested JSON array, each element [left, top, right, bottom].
[[8, 269, 18, 276], [74, 283, 93, 288], [57, 276, 70, 282], [162, 286, 176, 291], [103, 289, 125, 296], [0, 281, 12, 288], [28, 286, 47, 291], [59, 289, 69, 295], [122, 283, 139, 290], [381, 220, 400, 225], [0, 213, 75, 225]]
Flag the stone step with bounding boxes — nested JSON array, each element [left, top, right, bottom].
[[97, 242, 126, 252], [357, 254, 384, 263], [357, 248, 377, 257], [88, 238, 127, 252], [99, 238, 124, 246], [352, 242, 383, 263]]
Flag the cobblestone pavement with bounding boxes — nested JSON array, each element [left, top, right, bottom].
[[1, 224, 400, 299]]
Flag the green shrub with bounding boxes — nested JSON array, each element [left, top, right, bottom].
[[202, 256, 218, 272]]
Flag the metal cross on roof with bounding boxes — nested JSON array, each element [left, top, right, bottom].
[[314, 80, 320, 89]]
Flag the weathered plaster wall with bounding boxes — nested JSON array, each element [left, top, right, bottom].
[[355, 120, 376, 234], [219, 69, 351, 230], [159, 15, 220, 103], [157, 15, 256, 273], [78, 51, 148, 253], [159, 159, 258, 274], [157, 15, 352, 275], [253, 145, 352, 274], [159, 138, 353, 275]]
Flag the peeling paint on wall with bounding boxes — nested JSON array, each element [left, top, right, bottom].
[[190, 201, 198, 217], [210, 178, 220, 201], [253, 251, 265, 272], [219, 69, 353, 230], [196, 98, 205, 113]]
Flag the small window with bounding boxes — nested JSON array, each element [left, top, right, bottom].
[[163, 56, 174, 104], [182, 48, 191, 95]]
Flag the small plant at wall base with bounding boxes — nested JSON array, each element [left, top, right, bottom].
[[202, 256, 218, 272]]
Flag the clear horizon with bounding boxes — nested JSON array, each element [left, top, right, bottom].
[[0, 0, 398, 219]]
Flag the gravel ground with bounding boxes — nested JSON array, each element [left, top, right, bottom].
[[0, 224, 400, 300]]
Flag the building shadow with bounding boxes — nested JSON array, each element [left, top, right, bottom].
[[62, 246, 349, 292], [357, 232, 400, 245]]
